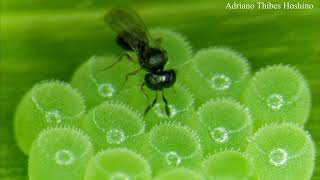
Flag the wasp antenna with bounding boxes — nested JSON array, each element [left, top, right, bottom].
[[140, 82, 149, 102], [144, 91, 158, 117], [161, 91, 171, 117]]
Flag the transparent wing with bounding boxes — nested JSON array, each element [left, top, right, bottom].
[[105, 8, 149, 44]]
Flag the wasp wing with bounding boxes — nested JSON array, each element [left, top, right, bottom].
[[105, 8, 149, 45]]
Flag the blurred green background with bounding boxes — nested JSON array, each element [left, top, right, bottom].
[[1, 0, 319, 179]]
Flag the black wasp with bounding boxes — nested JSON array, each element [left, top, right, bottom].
[[103, 7, 176, 116]]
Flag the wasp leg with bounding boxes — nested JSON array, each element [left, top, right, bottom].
[[162, 91, 171, 117], [120, 68, 142, 90], [140, 82, 149, 102], [144, 91, 158, 117], [155, 37, 163, 48], [99, 53, 134, 71]]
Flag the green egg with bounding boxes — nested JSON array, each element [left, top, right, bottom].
[[243, 64, 311, 130], [179, 47, 251, 106], [14, 80, 86, 154], [191, 98, 252, 155], [246, 123, 315, 180], [84, 148, 152, 180], [28, 127, 94, 180], [202, 150, 256, 180], [70, 55, 139, 109], [146, 123, 203, 175], [81, 100, 145, 151]]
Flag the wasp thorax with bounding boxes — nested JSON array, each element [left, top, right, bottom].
[[140, 47, 168, 71]]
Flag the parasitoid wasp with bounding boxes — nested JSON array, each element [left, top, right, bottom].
[[103, 7, 176, 116]]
